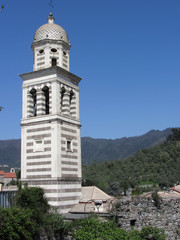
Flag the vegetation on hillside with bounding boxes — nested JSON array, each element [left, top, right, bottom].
[[83, 129, 180, 195], [0, 184, 68, 240], [72, 216, 167, 240], [0, 185, 167, 239]]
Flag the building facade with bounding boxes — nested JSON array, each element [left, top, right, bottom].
[[20, 13, 82, 213]]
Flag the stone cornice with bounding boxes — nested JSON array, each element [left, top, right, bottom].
[[19, 66, 82, 86], [31, 39, 71, 50], [21, 114, 81, 127]]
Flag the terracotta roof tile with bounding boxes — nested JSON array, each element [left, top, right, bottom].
[[0, 171, 5, 175], [4, 173, 16, 178]]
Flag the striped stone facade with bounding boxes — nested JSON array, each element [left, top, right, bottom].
[[21, 62, 82, 214]]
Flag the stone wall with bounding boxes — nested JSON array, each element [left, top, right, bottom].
[[115, 197, 180, 240]]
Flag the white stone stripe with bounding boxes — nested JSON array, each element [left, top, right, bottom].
[[47, 200, 79, 206], [61, 170, 78, 175], [30, 184, 81, 189], [61, 158, 78, 163], [44, 192, 81, 198]]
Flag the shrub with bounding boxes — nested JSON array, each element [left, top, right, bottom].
[[140, 226, 167, 240]]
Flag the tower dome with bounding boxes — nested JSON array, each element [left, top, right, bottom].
[[32, 13, 71, 72], [33, 13, 69, 44]]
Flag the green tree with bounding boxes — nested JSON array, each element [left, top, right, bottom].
[[140, 226, 167, 240], [0, 207, 36, 240]]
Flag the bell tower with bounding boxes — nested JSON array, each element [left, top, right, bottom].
[[20, 13, 82, 213]]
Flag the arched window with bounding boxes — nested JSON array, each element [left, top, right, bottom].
[[52, 58, 57, 66], [30, 88, 37, 116], [61, 87, 65, 111], [42, 86, 49, 115], [69, 90, 74, 105]]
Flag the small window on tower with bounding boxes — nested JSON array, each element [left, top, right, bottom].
[[39, 49, 44, 54], [67, 140, 71, 151], [52, 58, 57, 66], [51, 48, 57, 53], [34, 139, 44, 152]]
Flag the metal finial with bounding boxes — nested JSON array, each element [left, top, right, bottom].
[[49, 0, 54, 9]]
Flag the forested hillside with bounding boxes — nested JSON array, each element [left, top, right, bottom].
[[0, 128, 172, 167], [0, 139, 21, 168], [82, 128, 172, 164], [83, 129, 180, 195]]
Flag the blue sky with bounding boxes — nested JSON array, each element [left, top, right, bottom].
[[0, 0, 180, 140]]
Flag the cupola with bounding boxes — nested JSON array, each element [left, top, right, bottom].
[[31, 13, 71, 71]]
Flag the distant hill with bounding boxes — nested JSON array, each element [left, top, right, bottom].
[[0, 139, 21, 168], [0, 128, 173, 168], [81, 128, 172, 164]]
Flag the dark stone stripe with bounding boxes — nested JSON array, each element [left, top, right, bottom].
[[27, 133, 51, 139], [37, 62, 45, 66], [27, 161, 51, 166], [70, 107, 76, 110], [62, 161, 78, 166], [44, 140, 51, 144], [61, 140, 66, 144], [71, 111, 76, 115], [27, 154, 51, 159], [73, 149, 78, 153], [27, 100, 33, 104], [27, 110, 33, 114], [27, 149, 33, 153], [27, 175, 51, 179], [61, 147, 66, 151], [61, 174, 78, 178], [44, 147, 51, 151], [48, 196, 79, 202], [62, 168, 78, 172], [27, 142, 33, 146], [61, 154, 77, 159], [61, 127, 77, 134], [27, 168, 51, 172], [37, 57, 45, 61]]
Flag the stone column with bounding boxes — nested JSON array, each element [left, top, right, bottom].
[[70, 93, 76, 118], [75, 90, 80, 120], [62, 91, 70, 115], [49, 85, 52, 114], [36, 88, 45, 116], [27, 91, 34, 117]]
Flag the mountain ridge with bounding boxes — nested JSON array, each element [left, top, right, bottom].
[[0, 128, 173, 167]]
